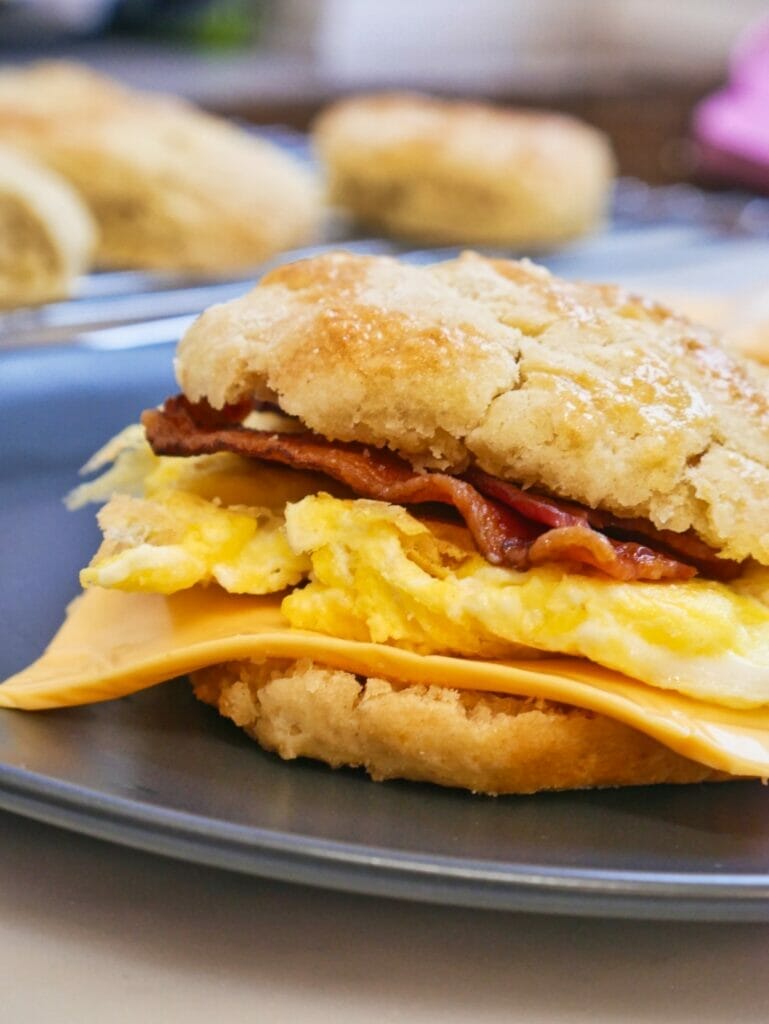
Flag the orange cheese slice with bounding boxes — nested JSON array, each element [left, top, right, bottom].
[[1, 586, 769, 777]]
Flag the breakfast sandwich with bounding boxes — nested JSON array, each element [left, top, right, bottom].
[[3, 251, 769, 794]]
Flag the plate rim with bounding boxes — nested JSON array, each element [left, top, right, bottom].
[[0, 754, 768, 921]]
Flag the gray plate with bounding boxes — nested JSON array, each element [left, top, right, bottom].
[[2, 342, 769, 922]]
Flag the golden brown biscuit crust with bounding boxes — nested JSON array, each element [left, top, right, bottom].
[[314, 92, 614, 246], [177, 250, 769, 564], [191, 659, 727, 794]]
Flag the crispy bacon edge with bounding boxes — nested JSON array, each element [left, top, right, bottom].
[[141, 396, 738, 583]]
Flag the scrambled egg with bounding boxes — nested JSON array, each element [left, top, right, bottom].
[[283, 496, 769, 707], [70, 426, 329, 596], [82, 491, 309, 595], [73, 429, 769, 708]]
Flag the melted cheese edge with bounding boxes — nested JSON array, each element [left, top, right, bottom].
[[1, 586, 768, 778]]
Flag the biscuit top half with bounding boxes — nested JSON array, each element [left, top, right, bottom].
[[176, 250, 769, 565]]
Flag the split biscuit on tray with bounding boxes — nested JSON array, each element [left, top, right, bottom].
[[0, 61, 321, 273]]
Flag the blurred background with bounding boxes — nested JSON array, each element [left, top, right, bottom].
[[4, 0, 769, 358], [0, 0, 766, 185]]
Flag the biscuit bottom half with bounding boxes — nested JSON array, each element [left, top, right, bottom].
[[191, 660, 729, 795]]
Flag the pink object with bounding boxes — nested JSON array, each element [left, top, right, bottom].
[[693, 17, 769, 191]]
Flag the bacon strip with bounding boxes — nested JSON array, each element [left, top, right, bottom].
[[143, 398, 537, 567], [466, 470, 739, 581], [142, 396, 724, 583]]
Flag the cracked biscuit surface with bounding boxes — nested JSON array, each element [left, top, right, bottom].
[[176, 250, 769, 564], [191, 660, 725, 794]]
